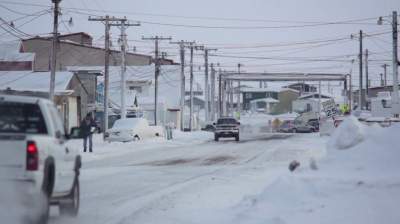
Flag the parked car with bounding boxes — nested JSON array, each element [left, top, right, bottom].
[[278, 120, 295, 133], [105, 118, 161, 142], [307, 119, 320, 132], [0, 94, 82, 224], [293, 119, 315, 133], [213, 117, 240, 141]]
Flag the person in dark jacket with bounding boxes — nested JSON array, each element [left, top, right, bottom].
[[80, 113, 96, 152]]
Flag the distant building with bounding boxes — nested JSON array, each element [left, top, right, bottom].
[[0, 41, 35, 71], [249, 97, 279, 114], [21, 32, 152, 71], [352, 85, 400, 109], [69, 65, 198, 130], [241, 86, 299, 114], [284, 83, 317, 94], [292, 93, 333, 113]]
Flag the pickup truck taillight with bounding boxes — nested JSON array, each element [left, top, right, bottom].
[[26, 141, 39, 171]]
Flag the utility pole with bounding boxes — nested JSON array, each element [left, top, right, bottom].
[[197, 47, 217, 122], [185, 43, 203, 131], [170, 40, 194, 131], [237, 63, 243, 114], [382, 64, 388, 88], [50, 0, 61, 102], [89, 16, 135, 138], [218, 68, 223, 118], [89, 15, 111, 139], [365, 49, 369, 109], [358, 30, 363, 110], [229, 80, 234, 116], [380, 73, 384, 86], [142, 36, 172, 125], [188, 42, 195, 131], [110, 18, 140, 119], [391, 11, 399, 117], [210, 63, 216, 121]]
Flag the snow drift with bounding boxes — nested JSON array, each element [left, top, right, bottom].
[[328, 116, 365, 149], [231, 122, 400, 224]]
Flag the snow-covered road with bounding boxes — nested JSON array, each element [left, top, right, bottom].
[[50, 132, 326, 224]]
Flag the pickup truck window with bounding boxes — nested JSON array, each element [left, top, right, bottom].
[[217, 118, 237, 125], [0, 102, 47, 134]]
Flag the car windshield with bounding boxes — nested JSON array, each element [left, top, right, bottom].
[[0, 102, 47, 134], [217, 118, 237, 125]]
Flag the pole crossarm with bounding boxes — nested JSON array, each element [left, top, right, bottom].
[[219, 72, 348, 82]]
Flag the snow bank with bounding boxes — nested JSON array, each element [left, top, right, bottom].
[[328, 116, 366, 149], [231, 123, 400, 224]]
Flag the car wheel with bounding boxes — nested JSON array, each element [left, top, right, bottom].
[[59, 177, 80, 217], [134, 135, 140, 141], [235, 134, 240, 142], [214, 134, 219, 141]]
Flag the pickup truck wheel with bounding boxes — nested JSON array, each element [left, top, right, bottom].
[[59, 178, 80, 217], [214, 134, 219, 141], [36, 163, 54, 224], [235, 134, 240, 142]]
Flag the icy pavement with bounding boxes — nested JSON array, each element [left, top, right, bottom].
[[50, 131, 326, 224]]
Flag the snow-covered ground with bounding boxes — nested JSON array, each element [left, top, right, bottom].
[[45, 118, 400, 224]]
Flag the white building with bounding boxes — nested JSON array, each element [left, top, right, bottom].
[[292, 93, 333, 113], [249, 97, 279, 114]]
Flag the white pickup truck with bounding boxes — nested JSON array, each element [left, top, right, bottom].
[[0, 94, 82, 224]]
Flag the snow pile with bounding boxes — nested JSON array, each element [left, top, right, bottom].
[[328, 116, 366, 149], [231, 123, 400, 224]]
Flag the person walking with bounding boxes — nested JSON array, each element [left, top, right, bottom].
[[80, 112, 96, 153]]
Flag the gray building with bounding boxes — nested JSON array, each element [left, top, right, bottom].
[[21, 32, 152, 71]]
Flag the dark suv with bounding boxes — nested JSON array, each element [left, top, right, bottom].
[[213, 117, 240, 141]]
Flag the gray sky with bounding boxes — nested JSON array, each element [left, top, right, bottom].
[[0, 0, 399, 89]]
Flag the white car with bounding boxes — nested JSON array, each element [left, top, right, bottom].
[[0, 94, 82, 224], [105, 118, 162, 142]]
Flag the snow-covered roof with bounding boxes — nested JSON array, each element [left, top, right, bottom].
[[250, 97, 279, 103], [298, 93, 333, 99], [0, 71, 74, 94], [0, 41, 35, 62]]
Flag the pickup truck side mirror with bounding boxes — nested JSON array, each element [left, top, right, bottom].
[[69, 127, 84, 139], [237, 122, 240, 125]]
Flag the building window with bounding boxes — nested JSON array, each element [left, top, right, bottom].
[[129, 86, 142, 93]]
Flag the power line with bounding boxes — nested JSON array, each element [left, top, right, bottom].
[[0, 0, 385, 26]]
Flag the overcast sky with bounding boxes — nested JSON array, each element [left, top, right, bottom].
[[0, 0, 399, 89]]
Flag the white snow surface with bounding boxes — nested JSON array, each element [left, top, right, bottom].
[[30, 121, 400, 224]]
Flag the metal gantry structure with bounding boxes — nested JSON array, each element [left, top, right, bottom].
[[215, 72, 349, 118]]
